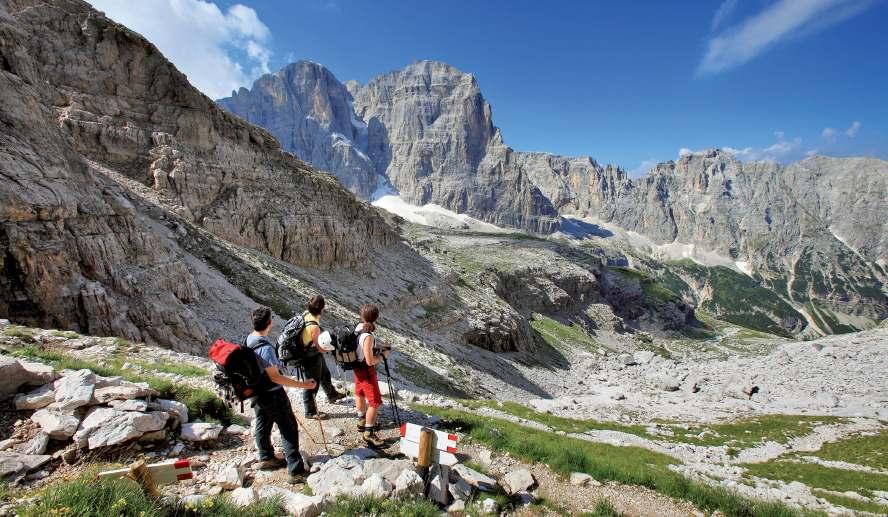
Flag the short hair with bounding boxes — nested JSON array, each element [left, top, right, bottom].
[[359, 304, 379, 333], [252, 305, 272, 331], [307, 295, 325, 316]]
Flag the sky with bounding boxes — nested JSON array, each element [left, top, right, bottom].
[[87, 0, 888, 176]]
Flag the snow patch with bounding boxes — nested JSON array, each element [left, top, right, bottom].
[[371, 187, 505, 232], [735, 261, 754, 277]]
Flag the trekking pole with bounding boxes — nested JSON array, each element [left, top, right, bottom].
[[382, 356, 401, 427]]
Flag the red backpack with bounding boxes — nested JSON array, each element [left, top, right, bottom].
[[209, 338, 274, 408]]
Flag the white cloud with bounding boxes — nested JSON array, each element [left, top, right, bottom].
[[87, 0, 273, 99], [711, 0, 739, 31], [681, 132, 808, 163], [821, 127, 837, 141], [846, 120, 862, 137], [697, 0, 876, 76], [806, 149, 820, 157]]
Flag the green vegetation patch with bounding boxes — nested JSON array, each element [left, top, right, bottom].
[[743, 459, 888, 494], [795, 430, 888, 470], [20, 473, 283, 516], [416, 405, 821, 517], [9, 345, 241, 426], [325, 495, 439, 517], [530, 314, 602, 353], [670, 260, 802, 337], [458, 401, 842, 450], [580, 499, 625, 517], [133, 359, 209, 378]]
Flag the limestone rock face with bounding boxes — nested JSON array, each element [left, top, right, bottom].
[[218, 61, 379, 198], [0, 0, 396, 351]]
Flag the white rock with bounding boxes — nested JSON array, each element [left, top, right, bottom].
[[31, 409, 80, 439], [503, 468, 535, 495], [449, 477, 473, 502], [224, 424, 249, 435], [19, 361, 57, 386], [216, 463, 243, 490], [180, 494, 208, 507], [447, 500, 466, 514], [0, 451, 51, 480], [0, 357, 26, 399], [14, 384, 55, 410], [307, 455, 365, 497], [570, 472, 593, 486], [74, 407, 169, 449], [229, 487, 257, 507], [618, 353, 637, 366], [392, 469, 424, 498], [359, 473, 393, 498], [108, 399, 149, 412], [479, 449, 493, 465], [453, 463, 497, 491], [481, 497, 498, 514], [362, 458, 413, 485], [633, 351, 655, 364], [92, 384, 154, 404], [180, 422, 223, 442], [658, 376, 681, 392], [52, 370, 95, 411], [258, 486, 324, 517], [153, 399, 189, 425], [20, 432, 50, 456]]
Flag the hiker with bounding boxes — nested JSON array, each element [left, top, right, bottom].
[[353, 303, 388, 447], [248, 305, 317, 483], [299, 295, 347, 419]]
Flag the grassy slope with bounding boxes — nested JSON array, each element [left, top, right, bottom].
[[416, 404, 822, 517]]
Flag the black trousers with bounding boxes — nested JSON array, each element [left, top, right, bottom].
[[300, 352, 338, 415], [253, 388, 303, 475]]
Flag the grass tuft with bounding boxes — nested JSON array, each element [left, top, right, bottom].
[[325, 495, 440, 517]]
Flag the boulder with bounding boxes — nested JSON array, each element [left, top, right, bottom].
[[453, 463, 497, 491], [216, 463, 244, 490], [229, 487, 257, 507], [224, 424, 249, 435], [503, 468, 535, 495], [449, 477, 473, 502], [447, 500, 466, 514], [108, 399, 149, 412], [307, 454, 365, 497], [392, 469, 424, 498], [152, 399, 189, 425], [618, 353, 637, 366], [180, 422, 222, 441], [74, 407, 169, 449], [14, 384, 56, 410], [31, 409, 80, 439], [258, 486, 324, 517], [0, 357, 26, 399], [52, 370, 96, 411], [658, 376, 681, 392], [0, 452, 51, 482], [481, 497, 498, 514], [633, 351, 655, 364], [569, 472, 593, 486], [20, 432, 50, 456], [359, 473, 393, 498], [427, 471, 449, 505], [19, 361, 57, 386], [92, 383, 154, 404], [362, 458, 413, 485]]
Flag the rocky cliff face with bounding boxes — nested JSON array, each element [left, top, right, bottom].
[[217, 61, 379, 198], [0, 0, 396, 350]]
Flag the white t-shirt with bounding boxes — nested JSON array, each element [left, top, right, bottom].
[[354, 323, 374, 363]]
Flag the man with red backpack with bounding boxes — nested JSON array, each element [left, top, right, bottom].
[[247, 306, 316, 483]]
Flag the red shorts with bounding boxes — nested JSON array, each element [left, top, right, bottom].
[[353, 366, 382, 408]]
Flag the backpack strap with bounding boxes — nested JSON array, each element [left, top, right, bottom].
[[245, 335, 273, 352]]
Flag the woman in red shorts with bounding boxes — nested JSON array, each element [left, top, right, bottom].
[[353, 304, 387, 447]]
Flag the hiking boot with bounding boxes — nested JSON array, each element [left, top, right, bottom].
[[256, 457, 287, 471], [327, 390, 347, 403], [363, 427, 385, 448], [305, 411, 328, 420], [356, 414, 366, 432]]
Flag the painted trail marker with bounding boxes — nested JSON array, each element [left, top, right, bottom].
[[99, 458, 193, 493], [399, 423, 458, 466]]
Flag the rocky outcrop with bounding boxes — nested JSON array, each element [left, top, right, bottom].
[[218, 61, 379, 198], [0, 0, 397, 349]]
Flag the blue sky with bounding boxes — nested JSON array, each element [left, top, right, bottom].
[[89, 0, 888, 175]]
